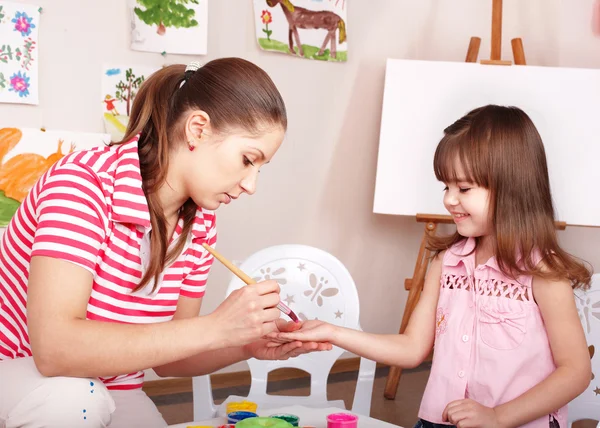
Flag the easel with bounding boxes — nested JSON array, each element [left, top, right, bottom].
[[383, 0, 529, 400]]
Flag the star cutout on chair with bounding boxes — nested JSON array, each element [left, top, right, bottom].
[[284, 294, 295, 305], [595, 386, 600, 396], [334, 310, 343, 319], [297, 263, 306, 271]]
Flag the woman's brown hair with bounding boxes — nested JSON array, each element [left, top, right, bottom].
[[114, 58, 287, 292], [428, 105, 591, 289]]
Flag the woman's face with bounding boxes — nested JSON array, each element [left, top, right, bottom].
[[176, 115, 285, 210]]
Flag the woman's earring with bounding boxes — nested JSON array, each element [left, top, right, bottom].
[[188, 140, 195, 151]]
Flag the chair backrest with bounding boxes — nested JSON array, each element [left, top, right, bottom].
[[225, 244, 361, 403], [570, 273, 600, 426]]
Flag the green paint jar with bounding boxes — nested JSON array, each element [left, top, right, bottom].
[[269, 413, 300, 427]]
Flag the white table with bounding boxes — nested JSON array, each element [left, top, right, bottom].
[[169, 405, 402, 428]]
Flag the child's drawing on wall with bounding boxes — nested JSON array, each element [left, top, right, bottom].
[[0, 1, 40, 105], [253, 0, 348, 62], [101, 65, 159, 142], [0, 128, 109, 226], [129, 0, 208, 55]]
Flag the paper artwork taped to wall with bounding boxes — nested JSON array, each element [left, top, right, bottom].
[[101, 65, 160, 142], [253, 0, 347, 62], [0, 1, 40, 104], [129, 0, 208, 55], [0, 127, 109, 226]]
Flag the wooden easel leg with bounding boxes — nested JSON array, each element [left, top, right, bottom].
[[465, 37, 481, 63], [511, 38, 526, 65], [384, 221, 438, 400], [383, 272, 427, 399], [491, 0, 503, 61]]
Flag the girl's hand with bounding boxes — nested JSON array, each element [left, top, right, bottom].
[[275, 320, 338, 343], [442, 399, 500, 428], [208, 280, 282, 348], [246, 319, 332, 360]]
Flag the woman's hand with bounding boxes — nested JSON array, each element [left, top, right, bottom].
[[245, 319, 333, 360], [208, 280, 282, 348]]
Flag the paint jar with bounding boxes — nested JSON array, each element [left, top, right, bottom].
[[226, 400, 258, 415], [227, 411, 259, 424], [326, 412, 359, 428], [269, 413, 300, 426], [236, 417, 294, 428]]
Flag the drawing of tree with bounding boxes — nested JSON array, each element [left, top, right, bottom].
[[134, 0, 199, 35], [115, 69, 145, 116]]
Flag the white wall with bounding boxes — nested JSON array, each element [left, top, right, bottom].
[[2, 0, 599, 381]]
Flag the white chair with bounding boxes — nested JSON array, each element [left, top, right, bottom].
[[190, 244, 377, 421], [570, 273, 600, 427]]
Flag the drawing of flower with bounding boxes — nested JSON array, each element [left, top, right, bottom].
[[261, 10, 272, 24], [436, 307, 448, 337], [261, 10, 273, 41], [12, 11, 36, 37], [9, 71, 30, 97]]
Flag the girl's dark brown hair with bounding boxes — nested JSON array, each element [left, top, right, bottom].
[[428, 105, 591, 289], [114, 58, 287, 292]]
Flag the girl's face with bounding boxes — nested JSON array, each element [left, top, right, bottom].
[[180, 123, 285, 211], [442, 161, 492, 239]]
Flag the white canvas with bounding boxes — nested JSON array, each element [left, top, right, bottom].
[[373, 59, 600, 227], [0, 1, 40, 105], [253, 0, 347, 62], [130, 0, 208, 55]]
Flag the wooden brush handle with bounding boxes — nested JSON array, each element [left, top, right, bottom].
[[202, 243, 256, 285]]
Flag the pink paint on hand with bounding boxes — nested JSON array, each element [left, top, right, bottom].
[[326, 413, 358, 428]]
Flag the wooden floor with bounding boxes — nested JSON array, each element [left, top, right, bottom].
[[148, 365, 598, 427]]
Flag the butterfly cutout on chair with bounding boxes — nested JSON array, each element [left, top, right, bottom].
[[304, 273, 339, 307]]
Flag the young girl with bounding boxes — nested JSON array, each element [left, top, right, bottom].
[[276, 105, 592, 427]]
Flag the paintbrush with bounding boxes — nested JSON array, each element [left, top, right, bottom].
[[202, 243, 299, 322]]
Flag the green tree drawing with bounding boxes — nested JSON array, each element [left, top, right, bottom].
[[115, 69, 145, 116], [134, 0, 199, 35]]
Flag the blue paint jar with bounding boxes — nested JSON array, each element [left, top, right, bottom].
[[228, 411, 259, 424]]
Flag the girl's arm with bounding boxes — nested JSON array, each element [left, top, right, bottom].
[[276, 254, 444, 368], [27, 256, 282, 378], [491, 274, 590, 427]]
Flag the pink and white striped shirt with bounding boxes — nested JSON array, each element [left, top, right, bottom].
[[0, 136, 217, 390]]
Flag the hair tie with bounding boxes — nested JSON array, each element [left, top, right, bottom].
[[180, 61, 202, 88]]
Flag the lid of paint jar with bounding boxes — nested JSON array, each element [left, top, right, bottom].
[[236, 417, 294, 428]]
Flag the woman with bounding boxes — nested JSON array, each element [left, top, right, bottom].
[[0, 58, 329, 427]]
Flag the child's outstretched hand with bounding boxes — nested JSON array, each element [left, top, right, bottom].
[[442, 399, 500, 428], [274, 320, 337, 344]]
